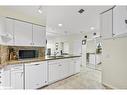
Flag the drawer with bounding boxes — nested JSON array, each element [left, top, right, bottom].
[[10, 64, 23, 71]]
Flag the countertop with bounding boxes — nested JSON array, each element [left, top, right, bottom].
[[0, 55, 81, 68]]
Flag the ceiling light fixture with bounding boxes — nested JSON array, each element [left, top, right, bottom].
[[38, 6, 42, 14], [58, 24, 62, 27]]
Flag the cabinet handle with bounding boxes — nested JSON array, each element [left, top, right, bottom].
[[34, 64, 40, 65]]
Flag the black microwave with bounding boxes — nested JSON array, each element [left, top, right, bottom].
[[19, 50, 39, 59]]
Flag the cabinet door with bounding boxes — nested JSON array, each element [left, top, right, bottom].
[[1, 68, 11, 88], [69, 59, 75, 75], [0, 17, 6, 45], [59, 59, 69, 79], [4, 18, 14, 45], [11, 70, 24, 89], [73, 58, 81, 73], [33, 25, 46, 47], [101, 9, 113, 39], [25, 62, 47, 89], [14, 20, 32, 46], [113, 6, 127, 36], [39, 62, 48, 87], [48, 61, 60, 83]]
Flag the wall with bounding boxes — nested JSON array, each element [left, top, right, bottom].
[[86, 39, 96, 53], [0, 45, 45, 65], [102, 37, 127, 89], [47, 34, 83, 56]]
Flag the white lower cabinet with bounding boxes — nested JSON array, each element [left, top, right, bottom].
[[25, 61, 47, 89], [10, 64, 24, 89], [48, 57, 81, 83], [59, 59, 69, 79], [0, 67, 11, 89], [73, 58, 81, 73], [48, 60, 60, 83]]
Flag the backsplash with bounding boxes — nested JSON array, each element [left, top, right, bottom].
[[0, 45, 45, 64]]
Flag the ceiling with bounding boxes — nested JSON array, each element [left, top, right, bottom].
[[0, 6, 47, 25], [46, 6, 113, 37], [0, 6, 113, 38]]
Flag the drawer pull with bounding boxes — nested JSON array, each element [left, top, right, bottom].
[[34, 64, 40, 65]]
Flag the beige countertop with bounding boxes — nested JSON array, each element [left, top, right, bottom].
[[0, 55, 81, 68]]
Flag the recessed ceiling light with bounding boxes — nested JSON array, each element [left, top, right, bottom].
[[90, 27, 95, 30], [58, 24, 62, 27]]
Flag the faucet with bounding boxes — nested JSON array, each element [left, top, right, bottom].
[[54, 52, 59, 56]]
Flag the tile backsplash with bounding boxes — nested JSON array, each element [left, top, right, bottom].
[[0, 45, 45, 64]]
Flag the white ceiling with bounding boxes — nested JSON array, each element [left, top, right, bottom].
[[0, 6, 47, 25], [0, 6, 113, 38], [46, 6, 113, 37]]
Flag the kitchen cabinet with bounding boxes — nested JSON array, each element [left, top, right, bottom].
[[0, 66, 11, 89], [113, 6, 127, 36], [0, 17, 6, 44], [14, 20, 33, 46], [69, 58, 75, 75], [48, 59, 69, 83], [59, 59, 69, 79], [48, 58, 80, 83], [25, 61, 47, 89], [10, 64, 24, 89], [48, 60, 60, 83], [73, 58, 81, 73], [33, 25, 46, 47], [4, 18, 14, 45], [0, 69, 2, 87], [100, 9, 113, 39]]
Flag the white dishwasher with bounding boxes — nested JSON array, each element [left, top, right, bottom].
[[25, 61, 48, 89]]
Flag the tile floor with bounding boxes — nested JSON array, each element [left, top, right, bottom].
[[43, 66, 106, 89]]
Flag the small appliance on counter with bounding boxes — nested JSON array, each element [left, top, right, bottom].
[[18, 50, 39, 59]]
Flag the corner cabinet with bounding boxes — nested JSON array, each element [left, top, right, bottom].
[[100, 9, 113, 39], [33, 25, 46, 47], [14, 20, 33, 46]]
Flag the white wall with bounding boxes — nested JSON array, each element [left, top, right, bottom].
[[86, 39, 96, 53], [47, 34, 83, 56], [102, 37, 127, 89]]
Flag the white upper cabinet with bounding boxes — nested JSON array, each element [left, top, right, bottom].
[[32, 25, 46, 47], [100, 9, 113, 39], [14, 20, 33, 46], [4, 18, 14, 45], [0, 17, 6, 44], [113, 6, 127, 36]]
